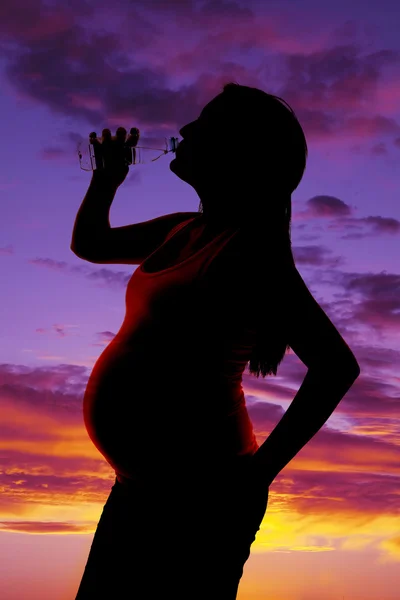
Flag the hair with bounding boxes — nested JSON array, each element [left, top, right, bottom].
[[198, 81, 308, 378]]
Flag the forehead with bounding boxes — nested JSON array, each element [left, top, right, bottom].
[[199, 94, 225, 119]]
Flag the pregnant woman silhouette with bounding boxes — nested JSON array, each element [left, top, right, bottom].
[[73, 82, 360, 599]]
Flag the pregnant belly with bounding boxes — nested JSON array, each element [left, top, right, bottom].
[[83, 341, 171, 480], [83, 341, 152, 434], [84, 336, 211, 430], [82, 339, 258, 482]]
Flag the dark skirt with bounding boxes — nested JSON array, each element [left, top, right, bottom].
[[74, 456, 269, 600]]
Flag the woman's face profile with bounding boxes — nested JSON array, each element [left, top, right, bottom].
[[170, 94, 229, 192], [170, 93, 267, 221]]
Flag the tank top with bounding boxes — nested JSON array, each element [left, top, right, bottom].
[[83, 216, 260, 485]]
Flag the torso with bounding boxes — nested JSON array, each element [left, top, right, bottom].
[[82, 214, 265, 480]]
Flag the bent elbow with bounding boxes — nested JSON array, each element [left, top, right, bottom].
[[340, 358, 360, 379], [70, 246, 96, 263], [316, 355, 360, 379]]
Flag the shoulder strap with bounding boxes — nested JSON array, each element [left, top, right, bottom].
[[164, 217, 196, 243]]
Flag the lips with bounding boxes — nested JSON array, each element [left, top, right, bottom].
[[175, 141, 185, 156]]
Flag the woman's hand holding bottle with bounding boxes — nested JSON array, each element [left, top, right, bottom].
[[91, 127, 139, 189]]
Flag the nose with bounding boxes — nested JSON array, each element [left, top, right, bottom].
[[179, 120, 196, 139]]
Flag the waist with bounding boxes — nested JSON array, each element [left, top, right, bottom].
[[115, 451, 257, 488]]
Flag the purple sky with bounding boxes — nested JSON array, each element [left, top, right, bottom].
[[0, 1, 400, 599]]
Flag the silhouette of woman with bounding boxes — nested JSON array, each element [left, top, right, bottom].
[[73, 82, 360, 599]]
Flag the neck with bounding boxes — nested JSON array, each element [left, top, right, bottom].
[[199, 203, 278, 231]]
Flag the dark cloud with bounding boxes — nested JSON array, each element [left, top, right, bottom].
[[339, 271, 400, 332], [0, 1, 210, 164], [199, 0, 253, 19], [0, 362, 89, 399], [0, 0, 398, 175], [352, 345, 400, 373], [294, 194, 399, 241], [280, 44, 400, 140], [282, 44, 399, 108], [28, 257, 132, 288], [340, 270, 400, 302], [28, 241, 347, 288], [307, 195, 353, 217], [358, 215, 400, 235], [292, 245, 346, 268]]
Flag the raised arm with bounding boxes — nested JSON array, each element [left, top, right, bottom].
[[70, 171, 119, 257], [71, 171, 198, 265]]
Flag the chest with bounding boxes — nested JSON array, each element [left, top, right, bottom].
[[143, 220, 225, 273]]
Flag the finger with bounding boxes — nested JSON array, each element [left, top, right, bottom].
[[88, 131, 103, 169], [89, 132, 100, 147], [115, 126, 127, 144], [128, 127, 140, 144], [101, 128, 112, 145], [113, 127, 128, 166]]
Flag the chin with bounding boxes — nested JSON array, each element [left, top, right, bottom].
[[169, 157, 194, 185]]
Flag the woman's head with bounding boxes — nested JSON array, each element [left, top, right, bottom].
[[171, 82, 308, 379], [170, 81, 308, 226]]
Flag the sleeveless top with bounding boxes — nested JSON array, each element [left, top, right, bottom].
[[83, 216, 262, 485]]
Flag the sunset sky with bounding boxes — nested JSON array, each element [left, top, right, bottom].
[[1, 0, 400, 599]]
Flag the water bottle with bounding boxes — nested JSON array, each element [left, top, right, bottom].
[[125, 127, 140, 165], [77, 127, 180, 172]]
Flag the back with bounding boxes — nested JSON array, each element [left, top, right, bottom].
[[282, 261, 359, 372], [208, 229, 359, 374]]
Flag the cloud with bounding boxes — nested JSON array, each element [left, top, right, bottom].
[[0, 0, 399, 548], [0, 520, 91, 534], [281, 43, 399, 112], [337, 271, 400, 333], [292, 245, 346, 268], [0, 289, 398, 534], [0, 355, 399, 534], [307, 195, 353, 217], [0, 0, 398, 176], [292, 194, 399, 241], [301, 266, 400, 340], [28, 256, 132, 288], [357, 216, 400, 235], [0, 245, 13, 254]]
